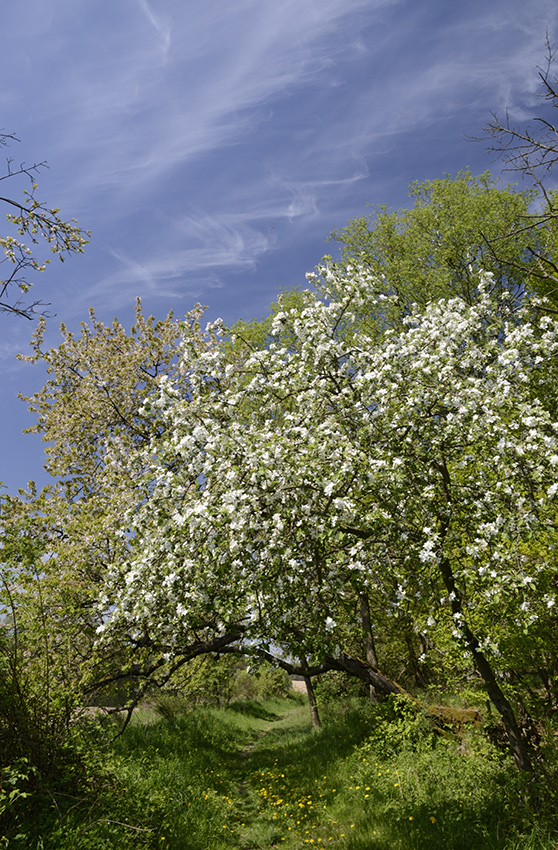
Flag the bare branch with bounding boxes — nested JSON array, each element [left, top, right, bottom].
[[0, 132, 89, 319], [483, 36, 558, 186]]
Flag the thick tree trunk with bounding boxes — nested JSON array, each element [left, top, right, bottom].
[[257, 648, 405, 699], [325, 652, 405, 696], [303, 675, 322, 730]]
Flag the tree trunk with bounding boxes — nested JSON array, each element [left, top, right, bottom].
[[404, 630, 428, 688], [434, 459, 535, 774], [438, 554, 534, 774], [359, 592, 379, 702], [301, 657, 321, 730]]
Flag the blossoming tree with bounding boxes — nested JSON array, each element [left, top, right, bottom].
[[95, 266, 558, 772]]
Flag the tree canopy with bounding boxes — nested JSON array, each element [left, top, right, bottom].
[[90, 266, 558, 772], [326, 170, 538, 313]]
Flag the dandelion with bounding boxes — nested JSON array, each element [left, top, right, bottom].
[[409, 816, 414, 821], [430, 816, 436, 824]]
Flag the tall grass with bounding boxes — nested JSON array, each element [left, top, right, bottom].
[[8, 693, 558, 850], [9, 697, 289, 849]]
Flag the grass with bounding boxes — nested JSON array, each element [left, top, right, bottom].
[[7, 693, 558, 849], [225, 698, 518, 850]]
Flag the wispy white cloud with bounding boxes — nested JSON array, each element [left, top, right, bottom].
[[2, 0, 558, 492], [82, 211, 272, 308], [77, 154, 374, 309], [0, 340, 25, 365], [136, 0, 172, 59], [38, 0, 391, 199], [2, 0, 557, 323]]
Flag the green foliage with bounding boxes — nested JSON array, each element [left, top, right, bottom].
[[326, 170, 538, 334], [0, 759, 36, 847], [11, 166, 558, 806], [3, 692, 557, 849], [236, 662, 291, 702], [167, 655, 240, 708], [0, 493, 101, 846], [11, 700, 286, 849], [13, 300, 197, 709], [0, 498, 77, 775], [359, 695, 436, 756], [228, 285, 308, 355], [161, 657, 292, 711], [314, 669, 370, 703]]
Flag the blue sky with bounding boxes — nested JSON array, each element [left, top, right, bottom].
[[1, 0, 557, 493]]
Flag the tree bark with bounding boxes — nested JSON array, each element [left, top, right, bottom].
[[359, 592, 379, 702], [434, 457, 535, 774], [438, 554, 534, 774], [301, 657, 321, 730], [257, 647, 406, 698], [404, 630, 428, 688]]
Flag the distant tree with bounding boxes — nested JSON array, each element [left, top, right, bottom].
[[4, 303, 185, 711], [0, 131, 88, 318], [325, 171, 540, 330]]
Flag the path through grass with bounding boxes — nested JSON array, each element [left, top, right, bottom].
[[221, 698, 558, 850], [229, 698, 362, 849], [26, 695, 558, 849]]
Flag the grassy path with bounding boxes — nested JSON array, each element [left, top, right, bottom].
[[216, 697, 553, 850], [231, 701, 312, 848], [226, 700, 367, 850], [49, 695, 557, 850]]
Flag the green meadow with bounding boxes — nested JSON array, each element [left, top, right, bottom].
[[5, 691, 557, 850]]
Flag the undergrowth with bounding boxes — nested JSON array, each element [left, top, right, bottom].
[[3, 693, 557, 849]]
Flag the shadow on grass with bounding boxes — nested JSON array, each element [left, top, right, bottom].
[[225, 700, 282, 721], [238, 702, 545, 850], [247, 702, 372, 776], [115, 710, 245, 768]]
